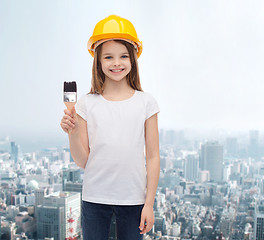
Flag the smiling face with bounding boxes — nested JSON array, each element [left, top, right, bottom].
[[100, 40, 132, 83]]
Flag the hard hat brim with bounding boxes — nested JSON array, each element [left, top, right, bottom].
[[87, 33, 142, 58]]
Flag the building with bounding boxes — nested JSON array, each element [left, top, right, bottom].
[[184, 154, 199, 181], [63, 148, 74, 163], [36, 205, 64, 240], [220, 216, 232, 238], [154, 215, 166, 235], [254, 204, 264, 240], [62, 168, 81, 191], [35, 188, 48, 206], [200, 142, 223, 182], [199, 170, 210, 183], [63, 182, 82, 193], [225, 137, 238, 157], [36, 191, 81, 240], [160, 156, 173, 170], [10, 141, 18, 163]]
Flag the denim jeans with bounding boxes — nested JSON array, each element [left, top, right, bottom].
[[81, 200, 145, 240]]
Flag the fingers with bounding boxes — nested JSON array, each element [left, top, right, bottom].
[[139, 213, 154, 235], [61, 119, 75, 129], [60, 122, 71, 133], [61, 117, 75, 129], [139, 218, 145, 233], [65, 107, 78, 121], [139, 220, 153, 235], [62, 114, 75, 125], [61, 109, 76, 133]]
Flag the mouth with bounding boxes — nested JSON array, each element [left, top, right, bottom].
[[110, 68, 125, 73]]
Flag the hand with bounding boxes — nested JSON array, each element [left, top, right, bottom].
[[139, 205, 155, 235], [60, 107, 79, 134]]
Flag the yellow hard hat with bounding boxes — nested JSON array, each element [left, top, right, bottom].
[[87, 15, 143, 58]]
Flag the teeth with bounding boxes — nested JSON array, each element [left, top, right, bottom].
[[111, 69, 123, 72]]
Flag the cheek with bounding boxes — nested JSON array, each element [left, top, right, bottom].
[[125, 60, 132, 70], [101, 62, 109, 73], [127, 63, 132, 72]]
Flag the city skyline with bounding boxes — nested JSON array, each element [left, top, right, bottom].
[[1, 126, 264, 153], [1, 0, 264, 142], [1, 128, 263, 239]]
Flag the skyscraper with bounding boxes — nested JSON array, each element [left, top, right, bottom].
[[225, 137, 238, 157], [36, 205, 64, 240], [200, 142, 223, 182], [254, 204, 264, 240], [10, 141, 18, 163], [63, 148, 74, 162], [36, 191, 81, 240], [35, 188, 48, 206], [184, 154, 199, 181]]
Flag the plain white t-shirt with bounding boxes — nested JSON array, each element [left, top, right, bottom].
[[75, 90, 160, 205]]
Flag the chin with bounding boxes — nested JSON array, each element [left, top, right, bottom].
[[107, 75, 128, 82]]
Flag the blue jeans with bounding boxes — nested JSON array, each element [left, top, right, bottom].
[[81, 200, 144, 240]]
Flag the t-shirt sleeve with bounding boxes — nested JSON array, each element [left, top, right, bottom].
[[75, 94, 87, 120], [145, 93, 160, 120]]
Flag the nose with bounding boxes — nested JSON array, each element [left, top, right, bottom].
[[113, 57, 121, 66]]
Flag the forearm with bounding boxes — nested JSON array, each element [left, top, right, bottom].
[[145, 156, 160, 207], [68, 133, 89, 169]]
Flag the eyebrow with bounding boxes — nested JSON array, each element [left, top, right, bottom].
[[102, 52, 129, 56]]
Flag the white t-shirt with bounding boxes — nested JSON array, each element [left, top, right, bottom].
[[75, 90, 160, 205]]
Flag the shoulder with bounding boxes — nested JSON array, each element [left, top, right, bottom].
[[136, 90, 159, 105], [82, 92, 99, 99], [136, 90, 160, 120], [76, 93, 99, 110], [136, 90, 156, 100], [76, 93, 100, 119], [78, 93, 100, 103]]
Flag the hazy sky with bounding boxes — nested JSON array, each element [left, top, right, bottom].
[[1, 0, 264, 146]]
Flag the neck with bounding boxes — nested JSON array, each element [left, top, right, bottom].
[[102, 77, 134, 95]]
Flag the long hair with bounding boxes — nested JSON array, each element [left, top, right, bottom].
[[89, 40, 143, 94]]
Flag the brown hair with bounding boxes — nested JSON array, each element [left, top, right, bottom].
[[88, 40, 143, 94]]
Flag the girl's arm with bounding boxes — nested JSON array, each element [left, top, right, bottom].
[[144, 113, 160, 207], [61, 108, 90, 169], [139, 113, 160, 235], [68, 114, 90, 169]]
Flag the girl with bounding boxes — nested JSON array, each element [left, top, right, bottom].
[[60, 15, 160, 240]]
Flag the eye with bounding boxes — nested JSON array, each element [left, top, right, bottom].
[[105, 56, 112, 59], [121, 55, 129, 58]]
